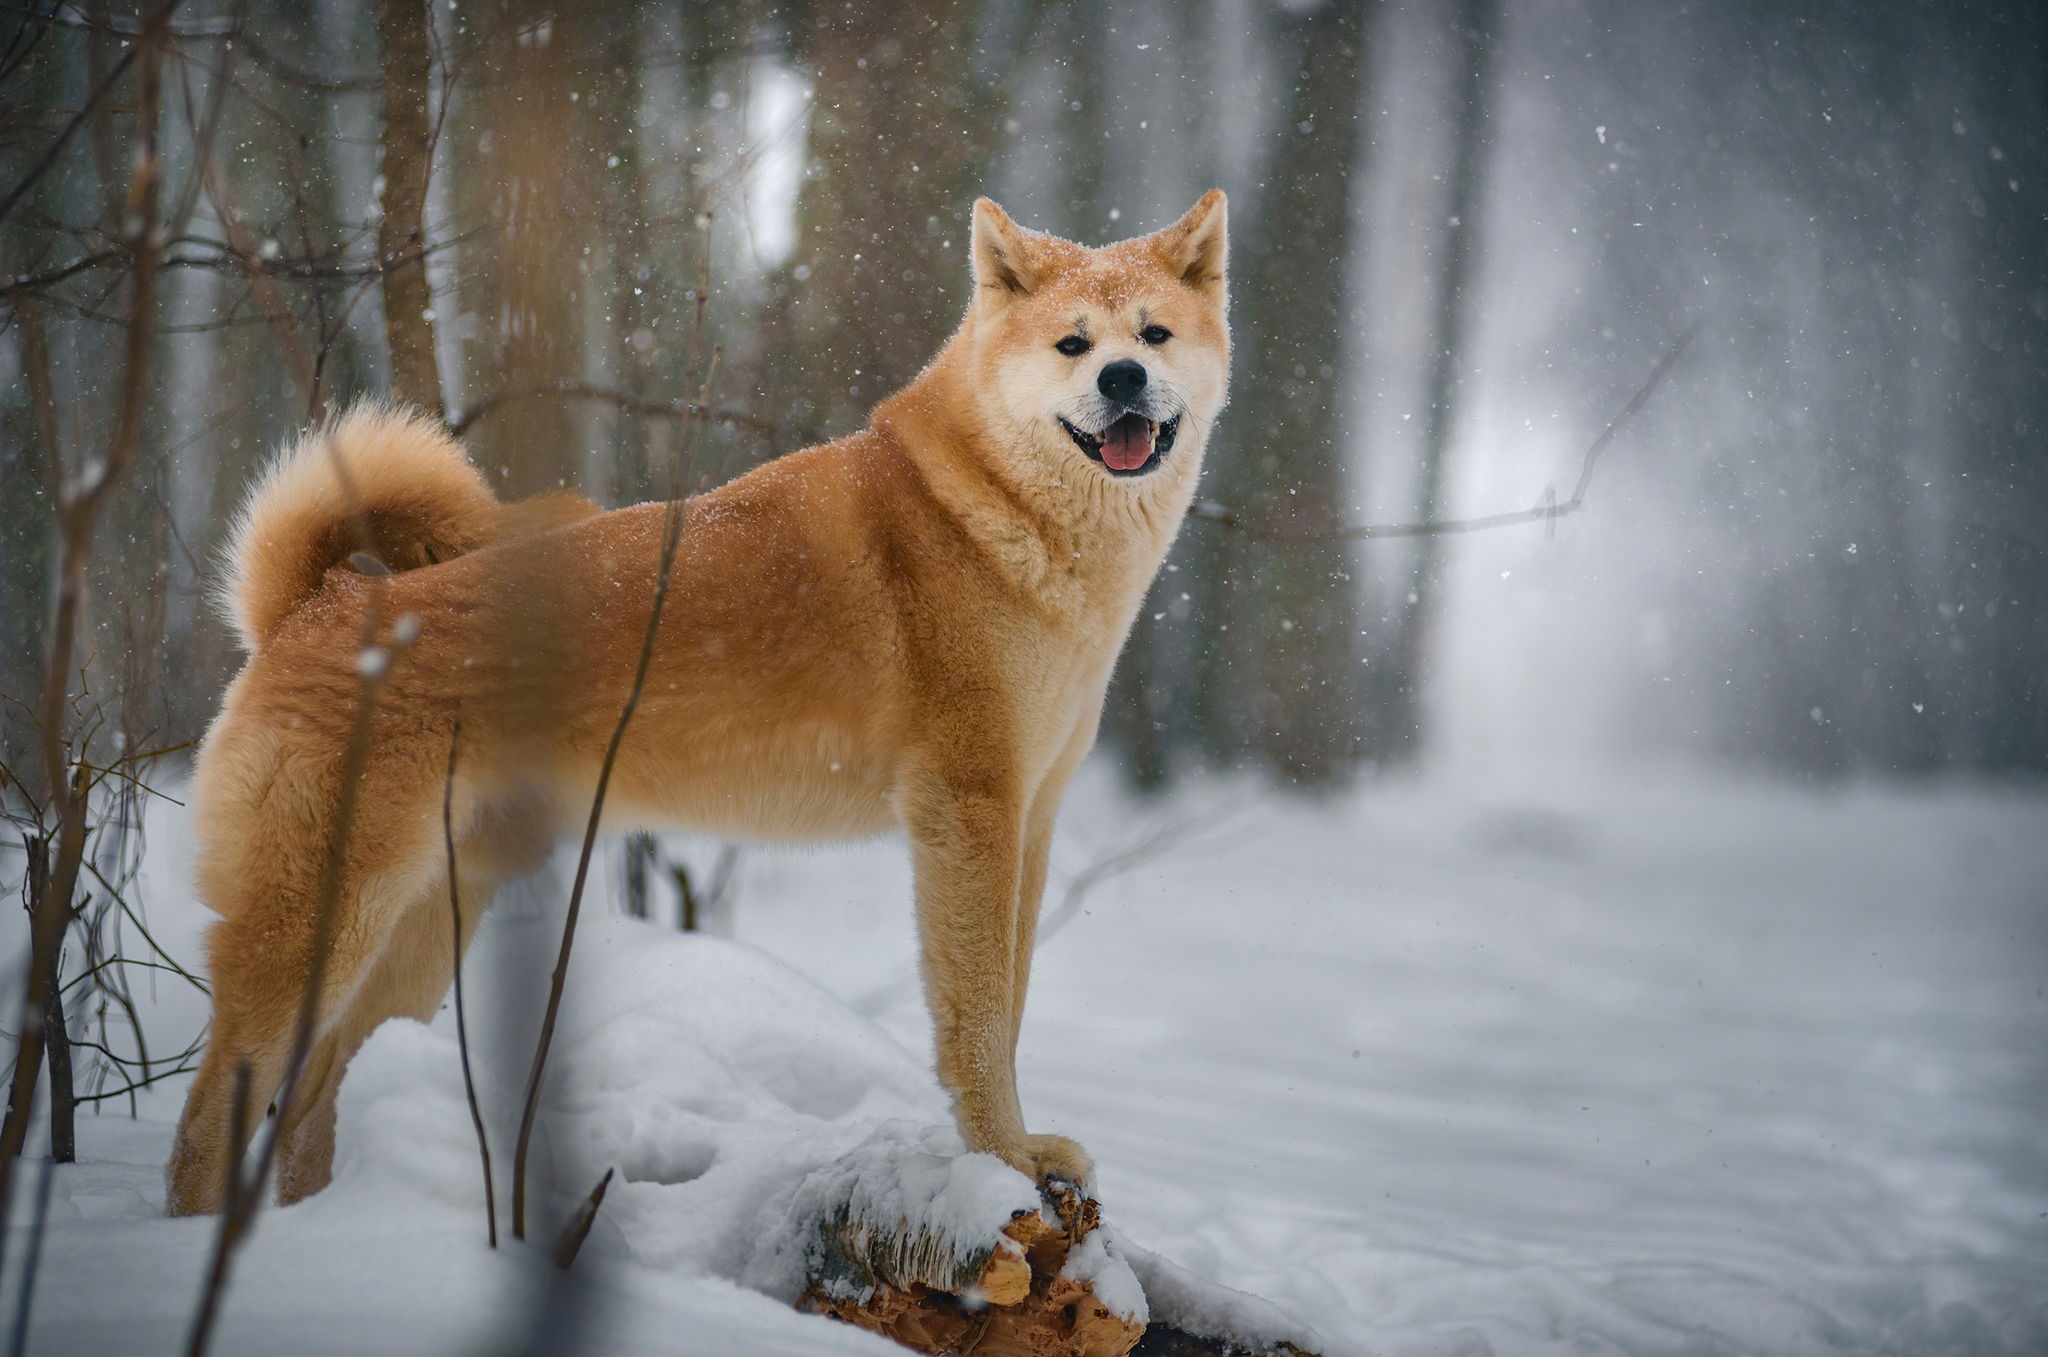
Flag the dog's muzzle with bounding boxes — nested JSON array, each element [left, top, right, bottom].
[[1059, 411, 1181, 477]]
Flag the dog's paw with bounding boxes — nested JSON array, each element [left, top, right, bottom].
[[1020, 1132, 1095, 1193]]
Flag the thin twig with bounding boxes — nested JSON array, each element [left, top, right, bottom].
[[510, 233, 720, 1239], [552, 1168, 613, 1270], [187, 104, 324, 421], [1034, 796, 1253, 948], [444, 709, 496, 1247], [0, 0, 189, 229], [60, 953, 203, 994], [58, 1032, 204, 1073], [71, 1063, 203, 1104], [447, 380, 774, 440], [185, 1060, 252, 1352], [0, 0, 172, 1239], [850, 796, 1253, 1019], [1189, 323, 1700, 545], [108, 891, 212, 994]]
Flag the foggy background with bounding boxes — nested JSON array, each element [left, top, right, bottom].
[[3, 0, 2043, 790], [3, 5, 2046, 1353]]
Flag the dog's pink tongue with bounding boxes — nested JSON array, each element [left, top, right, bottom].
[[1101, 413, 1153, 471]]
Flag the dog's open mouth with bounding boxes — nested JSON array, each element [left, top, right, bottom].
[[1059, 412, 1181, 476]]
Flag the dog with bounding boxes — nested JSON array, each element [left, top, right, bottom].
[[165, 191, 1230, 1215]]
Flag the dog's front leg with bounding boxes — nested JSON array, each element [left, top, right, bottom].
[[901, 771, 1090, 1187]]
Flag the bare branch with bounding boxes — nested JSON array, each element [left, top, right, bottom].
[[0, 0, 189, 229], [70, 1057, 204, 1105], [444, 710, 496, 1247], [1190, 322, 1700, 545], [186, 1059, 253, 1354], [553, 1168, 613, 1270], [186, 96, 325, 421], [235, 26, 378, 93], [447, 380, 776, 441], [0, 0, 173, 1234], [511, 235, 721, 1239], [0, 4, 56, 86], [18, 304, 61, 503], [0, 2, 236, 38]]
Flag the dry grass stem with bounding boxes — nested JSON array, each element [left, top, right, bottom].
[[0, 0, 172, 1237], [444, 710, 496, 1247], [510, 237, 719, 1240], [552, 1168, 614, 1271]]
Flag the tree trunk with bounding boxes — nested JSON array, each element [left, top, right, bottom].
[[458, 3, 591, 497], [779, 0, 995, 443], [1192, 0, 1374, 784], [1375, 0, 1498, 760], [602, 11, 655, 508], [32, 835, 73, 1165], [0, 7, 164, 1230], [375, 0, 443, 418]]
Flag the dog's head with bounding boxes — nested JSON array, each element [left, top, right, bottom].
[[963, 192, 1229, 482]]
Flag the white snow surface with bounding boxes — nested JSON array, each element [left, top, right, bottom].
[[1058, 1225, 1149, 1325], [737, 1121, 1041, 1304], [3, 759, 2045, 1356]]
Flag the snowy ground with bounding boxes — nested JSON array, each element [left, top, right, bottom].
[[4, 759, 2045, 1356]]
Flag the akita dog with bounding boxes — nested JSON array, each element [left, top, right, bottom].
[[166, 191, 1229, 1215]]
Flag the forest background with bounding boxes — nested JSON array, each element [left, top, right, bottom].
[[3, 0, 2042, 797], [0, 1, 2044, 1350]]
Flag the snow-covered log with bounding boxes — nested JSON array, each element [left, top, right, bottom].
[[778, 1135, 1320, 1357], [793, 1164, 1145, 1356]]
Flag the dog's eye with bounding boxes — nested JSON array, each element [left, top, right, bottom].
[[1139, 325, 1172, 345], [1055, 335, 1091, 357]]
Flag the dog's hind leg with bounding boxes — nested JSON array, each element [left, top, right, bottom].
[[274, 866, 490, 1203], [166, 883, 393, 1217], [164, 992, 298, 1217], [167, 752, 485, 1215]]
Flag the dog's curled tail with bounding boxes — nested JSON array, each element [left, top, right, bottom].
[[222, 402, 499, 652]]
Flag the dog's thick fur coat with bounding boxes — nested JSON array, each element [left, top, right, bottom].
[[166, 193, 1229, 1215]]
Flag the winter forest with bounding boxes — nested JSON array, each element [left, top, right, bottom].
[[1, 1, 2044, 1355]]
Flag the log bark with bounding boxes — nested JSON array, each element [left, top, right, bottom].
[[794, 1157, 1321, 1357], [802, 1185, 1146, 1357]]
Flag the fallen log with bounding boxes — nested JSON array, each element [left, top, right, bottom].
[[753, 1124, 1317, 1357], [800, 1171, 1319, 1357], [801, 1178, 1145, 1357]]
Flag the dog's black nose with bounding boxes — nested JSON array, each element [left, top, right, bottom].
[[1096, 359, 1148, 407]]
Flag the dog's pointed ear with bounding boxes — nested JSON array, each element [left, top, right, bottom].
[[1155, 189, 1228, 300], [971, 198, 1041, 301]]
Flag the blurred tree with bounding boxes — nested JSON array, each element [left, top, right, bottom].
[[4, 0, 2043, 793], [1372, 0, 1496, 763], [778, 0, 995, 442], [1935, 2, 2047, 770], [1188, 0, 1373, 785], [457, 2, 593, 497], [597, 4, 658, 507], [375, 0, 444, 417], [1049, 0, 1108, 245]]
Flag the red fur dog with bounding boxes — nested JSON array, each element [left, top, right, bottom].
[[167, 192, 1230, 1214]]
